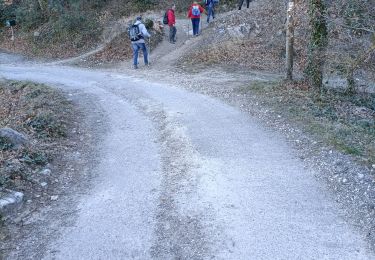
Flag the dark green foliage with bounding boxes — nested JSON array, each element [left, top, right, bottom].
[[144, 18, 154, 30], [21, 150, 48, 165], [50, 10, 101, 42], [309, 1, 328, 48], [15, 0, 47, 31], [26, 112, 67, 138], [133, 0, 157, 11], [0, 2, 16, 27], [2, 0, 101, 51]]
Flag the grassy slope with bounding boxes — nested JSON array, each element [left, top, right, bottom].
[[0, 80, 72, 192], [236, 80, 375, 166]]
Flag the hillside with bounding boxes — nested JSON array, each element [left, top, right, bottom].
[[1, 1, 374, 91]]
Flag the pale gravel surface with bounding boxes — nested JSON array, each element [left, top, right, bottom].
[[0, 18, 374, 259]]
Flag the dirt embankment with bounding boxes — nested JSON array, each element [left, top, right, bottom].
[[0, 80, 85, 244]]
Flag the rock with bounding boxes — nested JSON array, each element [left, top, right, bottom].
[[39, 169, 52, 176], [0, 128, 28, 149], [40, 182, 48, 187], [50, 195, 59, 201], [0, 190, 24, 216]]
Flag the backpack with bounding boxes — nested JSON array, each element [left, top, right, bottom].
[[163, 10, 169, 25], [128, 24, 142, 41], [213, 0, 219, 3], [192, 5, 201, 16]]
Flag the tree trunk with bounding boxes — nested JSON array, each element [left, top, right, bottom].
[[286, 0, 295, 81], [305, 0, 328, 95], [37, 0, 45, 11]]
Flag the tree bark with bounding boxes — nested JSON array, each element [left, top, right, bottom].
[[305, 0, 328, 95]]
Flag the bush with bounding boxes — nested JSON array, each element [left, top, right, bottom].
[[15, 0, 47, 31], [37, 9, 101, 47], [21, 150, 48, 165], [26, 112, 67, 138], [133, 0, 157, 12]]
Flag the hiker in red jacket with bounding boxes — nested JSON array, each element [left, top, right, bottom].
[[167, 4, 177, 44], [187, 1, 205, 36]]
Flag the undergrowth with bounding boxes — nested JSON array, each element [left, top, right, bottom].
[[0, 80, 72, 189]]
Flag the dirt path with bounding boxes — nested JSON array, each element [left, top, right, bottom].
[[0, 20, 374, 259]]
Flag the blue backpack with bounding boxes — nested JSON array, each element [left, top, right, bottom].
[[192, 6, 200, 16]]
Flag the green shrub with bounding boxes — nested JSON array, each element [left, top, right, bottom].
[[15, 0, 47, 31], [21, 150, 48, 165], [133, 0, 157, 12], [26, 112, 67, 138]]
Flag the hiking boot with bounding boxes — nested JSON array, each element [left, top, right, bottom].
[[133, 65, 138, 69]]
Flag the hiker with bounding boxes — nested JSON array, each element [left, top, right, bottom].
[[130, 16, 151, 69], [167, 4, 177, 44], [238, 0, 251, 10], [187, 1, 205, 36], [205, 0, 216, 23]]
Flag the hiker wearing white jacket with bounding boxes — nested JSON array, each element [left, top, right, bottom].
[[132, 16, 151, 69]]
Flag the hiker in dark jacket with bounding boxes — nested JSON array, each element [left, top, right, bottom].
[[167, 4, 177, 44], [187, 1, 205, 36], [205, 0, 216, 23], [238, 0, 251, 10]]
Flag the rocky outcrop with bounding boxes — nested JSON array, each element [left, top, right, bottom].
[[0, 128, 28, 149], [0, 189, 24, 217]]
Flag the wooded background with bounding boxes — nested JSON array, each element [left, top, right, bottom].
[[0, 0, 374, 93]]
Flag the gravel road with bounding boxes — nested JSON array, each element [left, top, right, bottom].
[[0, 57, 374, 260]]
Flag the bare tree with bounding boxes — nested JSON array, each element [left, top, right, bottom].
[[285, 0, 295, 81]]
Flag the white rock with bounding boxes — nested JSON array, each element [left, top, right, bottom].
[[40, 182, 48, 187], [50, 195, 59, 201], [0, 190, 24, 213], [40, 169, 51, 175]]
